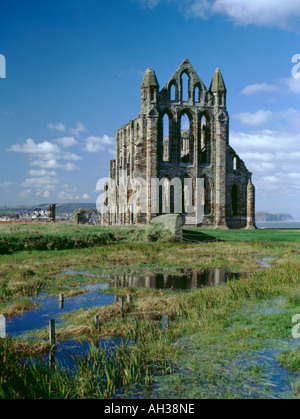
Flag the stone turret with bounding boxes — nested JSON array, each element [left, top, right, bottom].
[[141, 68, 159, 109], [209, 68, 227, 107]]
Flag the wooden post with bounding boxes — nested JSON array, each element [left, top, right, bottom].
[[59, 294, 64, 309], [121, 297, 124, 317], [49, 319, 55, 345], [94, 315, 100, 329]]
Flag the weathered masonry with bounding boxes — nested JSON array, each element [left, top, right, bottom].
[[101, 59, 256, 229]]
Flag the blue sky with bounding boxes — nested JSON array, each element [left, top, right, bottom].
[[1, 0, 300, 217]]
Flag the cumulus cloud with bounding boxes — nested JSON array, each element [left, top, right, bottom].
[[211, 0, 300, 28], [36, 190, 51, 198], [240, 77, 300, 97], [57, 190, 81, 201], [70, 122, 86, 138], [19, 189, 31, 198], [84, 135, 114, 153], [8, 138, 61, 155], [7, 122, 116, 202], [54, 136, 78, 148], [8, 138, 82, 172], [21, 173, 61, 200], [29, 160, 79, 171], [21, 176, 60, 189], [28, 170, 57, 177], [230, 129, 300, 195], [135, 0, 161, 9], [135, 0, 300, 29], [47, 122, 66, 133], [234, 110, 273, 126], [0, 181, 14, 188], [240, 82, 279, 96], [282, 77, 300, 94]]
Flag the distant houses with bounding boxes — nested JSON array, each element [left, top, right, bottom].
[[0, 208, 72, 222], [0, 213, 20, 222]]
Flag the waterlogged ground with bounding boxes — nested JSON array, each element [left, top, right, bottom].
[[5, 283, 115, 338], [145, 298, 300, 399], [0, 228, 300, 399], [2, 267, 240, 344], [3, 266, 300, 399]]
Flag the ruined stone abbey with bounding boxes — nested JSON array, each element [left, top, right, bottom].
[[100, 59, 256, 229]]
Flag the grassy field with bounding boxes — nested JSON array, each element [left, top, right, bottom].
[[193, 228, 300, 242], [0, 223, 174, 254], [0, 224, 299, 399]]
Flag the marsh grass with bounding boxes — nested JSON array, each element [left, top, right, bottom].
[[0, 236, 282, 316], [278, 347, 300, 373], [0, 224, 172, 255], [1, 228, 300, 398], [0, 324, 170, 399], [22, 262, 300, 399]]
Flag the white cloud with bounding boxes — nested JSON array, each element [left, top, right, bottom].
[[234, 110, 272, 126], [28, 170, 57, 177], [82, 193, 90, 200], [57, 190, 80, 201], [84, 135, 114, 153], [136, 0, 300, 29], [36, 190, 50, 198], [29, 160, 79, 171], [43, 190, 50, 198], [135, 0, 161, 9], [8, 138, 82, 172], [21, 176, 59, 190], [0, 181, 14, 188], [54, 136, 78, 148], [47, 122, 66, 133], [240, 82, 279, 96], [70, 122, 86, 138], [240, 78, 300, 97], [8, 138, 61, 155], [211, 0, 300, 28], [20, 189, 31, 198], [282, 77, 300, 94], [230, 129, 300, 195]]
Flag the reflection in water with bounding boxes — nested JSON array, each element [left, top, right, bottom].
[[259, 258, 277, 269], [110, 269, 240, 290], [2, 269, 240, 339]]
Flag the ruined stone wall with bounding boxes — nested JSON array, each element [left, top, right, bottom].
[[103, 59, 256, 230], [73, 209, 101, 225]]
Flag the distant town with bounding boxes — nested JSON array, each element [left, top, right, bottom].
[[0, 203, 295, 224], [0, 203, 97, 223], [0, 208, 72, 222]]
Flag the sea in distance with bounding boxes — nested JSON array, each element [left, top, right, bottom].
[[257, 221, 300, 229]]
